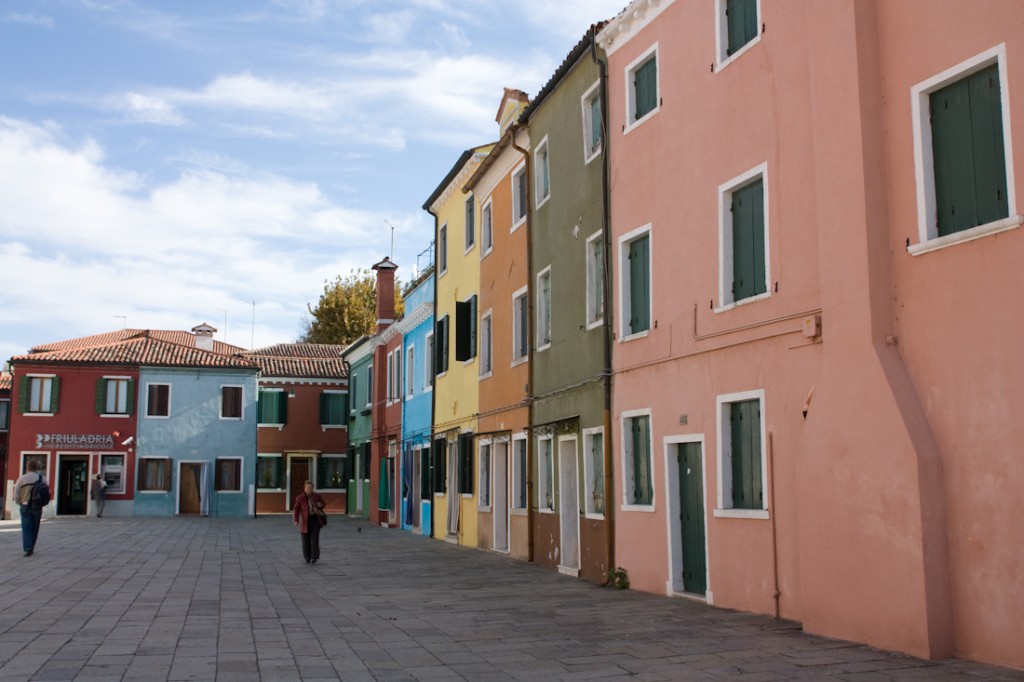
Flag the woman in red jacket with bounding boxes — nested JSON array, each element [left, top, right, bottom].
[[293, 480, 327, 564]]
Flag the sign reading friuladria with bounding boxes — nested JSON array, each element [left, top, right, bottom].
[[35, 433, 116, 450]]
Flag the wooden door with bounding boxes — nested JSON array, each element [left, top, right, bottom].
[[678, 443, 707, 595], [290, 458, 310, 509], [179, 463, 202, 515]]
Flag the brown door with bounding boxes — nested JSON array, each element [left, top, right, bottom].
[[179, 463, 202, 515], [290, 458, 310, 509]]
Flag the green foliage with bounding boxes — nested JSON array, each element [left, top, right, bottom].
[[301, 269, 404, 345], [611, 567, 630, 589]]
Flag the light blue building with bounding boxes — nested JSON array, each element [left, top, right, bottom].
[[134, 331, 260, 518], [398, 267, 435, 535]]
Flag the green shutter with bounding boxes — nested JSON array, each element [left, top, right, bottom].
[[277, 390, 287, 424], [632, 416, 652, 504], [317, 456, 327, 489], [126, 379, 135, 416], [95, 378, 106, 414], [455, 301, 471, 361], [465, 197, 474, 246], [727, 0, 757, 56], [732, 179, 766, 301], [730, 400, 762, 509], [276, 456, 286, 488], [629, 235, 650, 334], [319, 392, 328, 424], [433, 438, 446, 493], [634, 56, 657, 120], [49, 377, 60, 413], [17, 376, 28, 414], [469, 295, 477, 359]]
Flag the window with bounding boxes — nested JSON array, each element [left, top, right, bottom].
[[419, 446, 432, 499], [434, 315, 450, 375], [716, 391, 766, 516], [512, 164, 527, 230], [146, 383, 170, 417], [220, 386, 243, 420], [481, 199, 494, 255], [97, 377, 133, 416], [479, 311, 493, 377], [512, 286, 529, 364], [318, 454, 351, 489], [424, 331, 435, 389], [22, 453, 48, 477], [137, 457, 172, 492], [100, 454, 125, 494], [727, 0, 758, 56], [432, 437, 447, 494], [457, 432, 474, 496], [478, 441, 491, 508], [455, 295, 477, 362], [512, 436, 527, 510], [583, 428, 605, 516], [581, 80, 603, 163], [622, 411, 654, 507], [0, 399, 9, 431], [586, 231, 605, 329], [386, 352, 394, 403], [626, 45, 659, 130], [719, 165, 769, 308], [911, 46, 1018, 253], [366, 367, 373, 407], [537, 436, 554, 511], [465, 194, 475, 251], [320, 391, 347, 426], [406, 345, 415, 398], [258, 389, 287, 425], [619, 226, 651, 339], [536, 267, 552, 349], [21, 375, 58, 414], [392, 349, 402, 400], [348, 374, 358, 414], [535, 137, 551, 208], [257, 455, 285, 489], [438, 223, 448, 274], [215, 457, 242, 492]]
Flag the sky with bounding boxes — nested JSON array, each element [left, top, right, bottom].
[[0, 0, 626, 360]]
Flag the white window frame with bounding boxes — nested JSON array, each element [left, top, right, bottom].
[[102, 376, 131, 417], [219, 384, 244, 421], [581, 79, 603, 165], [585, 230, 605, 330], [0, 398, 10, 432], [481, 197, 494, 257], [910, 43, 1020, 256], [25, 374, 55, 416], [536, 266, 552, 351], [257, 453, 285, 490], [534, 136, 551, 209], [423, 331, 434, 392], [214, 456, 244, 493], [717, 163, 770, 311], [583, 426, 605, 519], [511, 162, 528, 232], [479, 309, 493, 380], [478, 439, 492, 510], [393, 349, 402, 403], [145, 382, 172, 419], [714, 0, 762, 71], [438, 222, 448, 276], [620, 408, 655, 512], [537, 435, 555, 513], [617, 224, 653, 342], [257, 387, 286, 428], [320, 389, 347, 430], [386, 351, 394, 404], [511, 285, 529, 367], [714, 389, 769, 519], [365, 367, 373, 409], [136, 456, 169, 493], [405, 345, 415, 398], [624, 43, 660, 134], [321, 453, 349, 490], [511, 433, 528, 514]]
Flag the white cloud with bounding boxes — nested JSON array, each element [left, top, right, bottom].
[[2, 11, 54, 28], [121, 92, 186, 126]]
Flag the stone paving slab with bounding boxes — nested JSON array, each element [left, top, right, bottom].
[[0, 515, 1021, 681]]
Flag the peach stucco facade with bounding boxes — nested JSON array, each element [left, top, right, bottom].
[[600, 0, 1023, 669]]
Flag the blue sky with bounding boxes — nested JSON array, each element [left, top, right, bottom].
[[0, 0, 624, 359]]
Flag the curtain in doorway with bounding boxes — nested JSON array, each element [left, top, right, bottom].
[[200, 462, 210, 517], [402, 444, 414, 527]]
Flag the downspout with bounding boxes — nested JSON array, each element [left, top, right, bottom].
[[426, 207, 439, 530], [509, 123, 535, 563], [591, 29, 616, 586], [768, 430, 781, 618]]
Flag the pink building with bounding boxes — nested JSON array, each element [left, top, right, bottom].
[[599, 0, 1023, 669]]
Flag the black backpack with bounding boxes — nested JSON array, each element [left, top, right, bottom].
[[28, 474, 51, 508]]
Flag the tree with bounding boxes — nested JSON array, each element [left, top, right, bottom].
[[301, 269, 404, 345]]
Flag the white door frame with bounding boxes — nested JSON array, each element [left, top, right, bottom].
[[557, 435, 581, 575]]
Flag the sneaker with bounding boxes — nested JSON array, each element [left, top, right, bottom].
[[24, 550, 32, 557]]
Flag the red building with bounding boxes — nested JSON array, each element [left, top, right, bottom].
[[0, 370, 12, 503], [241, 344, 349, 515], [369, 257, 402, 527]]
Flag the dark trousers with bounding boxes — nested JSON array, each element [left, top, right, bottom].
[[301, 518, 322, 562], [20, 506, 42, 553]]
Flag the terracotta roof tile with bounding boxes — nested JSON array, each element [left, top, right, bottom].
[[31, 329, 246, 355], [241, 344, 348, 379], [246, 343, 346, 359], [0, 371, 11, 391], [12, 336, 259, 370]]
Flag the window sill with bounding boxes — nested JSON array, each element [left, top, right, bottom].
[[510, 508, 528, 516], [621, 503, 656, 513], [478, 371, 493, 382], [584, 512, 606, 521], [320, 425, 346, 432], [717, 35, 761, 72], [715, 291, 771, 314], [100, 413, 131, 419], [216, 490, 244, 495], [145, 415, 171, 420], [258, 424, 285, 430], [257, 488, 286, 492], [464, 244, 476, 256], [908, 214, 1023, 256], [584, 146, 602, 166], [619, 329, 649, 343], [510, 356, 528, 368], [536, 194, 550, 211], [538, 507, 555, 514], [586, 318, 604, 332], [511, 217, 526, 234], [536, 342, 551, 352], [23, 412, 55, 417], [713, 508, 769, 520], [623, 107, 660, 136], [478, 504, 491, 512]]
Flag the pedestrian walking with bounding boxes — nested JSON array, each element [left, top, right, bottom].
[[293, 480, 327, 564], [13, 460, 49, 556], [91, 473, 107, 517]]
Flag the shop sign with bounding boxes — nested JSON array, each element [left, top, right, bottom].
[[35, 433, 116, 450]]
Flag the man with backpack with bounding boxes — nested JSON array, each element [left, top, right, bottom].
[[13, 460, 50, 556]]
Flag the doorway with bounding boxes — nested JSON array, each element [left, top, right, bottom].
[[179, 462, 202, 515], [558, 436, 580, 575], [677, 442, 707, 595], [57, 455, 88, 516], [493, 440, 509, 552], [289, 456, 311, 509]]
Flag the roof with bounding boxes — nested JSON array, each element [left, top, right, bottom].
[[31, 329, 246, 356], [421, 143, 495, 212], [520, 24, 607, 123], [11, 333, 260, 370], [0, 371, 11, 391], [241, 343, 348, 379]]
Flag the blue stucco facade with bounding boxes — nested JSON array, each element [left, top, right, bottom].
[[134, 366, 258, 517], [400, 274, 434, 535]]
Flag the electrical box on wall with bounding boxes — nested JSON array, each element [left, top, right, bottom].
[[802, 314, 822, 339]]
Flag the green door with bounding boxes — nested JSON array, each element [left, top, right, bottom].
[[677, 443, 706, 595]]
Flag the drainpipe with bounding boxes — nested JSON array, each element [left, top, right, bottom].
[[768, 430, 781, 618], [591, 29, 616, 586], [426, 207, 439, 533], [509, 123, 535, 563]]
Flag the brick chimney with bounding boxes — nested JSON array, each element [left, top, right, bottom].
[[372, 257, 398, 333], [191, 323, 217, 351]]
